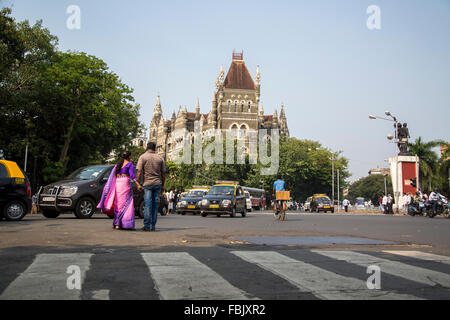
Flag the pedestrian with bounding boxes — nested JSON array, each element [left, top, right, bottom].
[[343, 198, 350, 212], [382, 193, 388, 214], [387, 193, 393, 214], [168, 189, 174, 214], [97, 151, 140, 230], [378, 195, 384, 212], [173, 189, 178, 214], [136, 142, 166, 232]]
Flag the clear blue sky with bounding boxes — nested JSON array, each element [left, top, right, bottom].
[[5, 0, 450, 181]]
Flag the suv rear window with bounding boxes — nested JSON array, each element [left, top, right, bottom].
[[0, 163, 8, 178]]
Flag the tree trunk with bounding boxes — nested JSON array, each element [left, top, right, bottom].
[[59, 114, 77, 170]]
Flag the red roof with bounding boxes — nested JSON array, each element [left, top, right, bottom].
[[224, 61, 256, 90], [187, 112, 196, 120]]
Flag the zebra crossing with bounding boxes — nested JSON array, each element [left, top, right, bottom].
[[0, 249, 449, 300]]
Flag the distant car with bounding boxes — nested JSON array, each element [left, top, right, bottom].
[[310, 194, 334, 213], [0, 160, 32, 221], [37, 164, 167, 219], [304, 197, 312, 211], [244, 191, 252, 212], [177, 188, 209, 215], [287, 200, 296, 210], [199, 181, 247, 218]]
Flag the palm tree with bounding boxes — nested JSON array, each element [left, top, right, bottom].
[[408, 137, 443, 192], [437, 142, 450, 195]]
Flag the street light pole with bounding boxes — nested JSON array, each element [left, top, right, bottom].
[[369, 111, 400, 214], [24, 144, 29, 173], [337, 169, 340, 212], [331, 155, 335, 204]]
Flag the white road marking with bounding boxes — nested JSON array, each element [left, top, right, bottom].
[[383, 251, 450, 265], [92, 289, 110, 300], [231, 251, 419, 300], [141, 252, 254, 300], [313, 251, 450, 288], [0, 253, 92, 300]]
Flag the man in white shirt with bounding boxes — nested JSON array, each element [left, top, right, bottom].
[[343, 199, 350, 212], [402, 193, 412, 215], [382, 194, 388, 214], [429, 188, 440, 216]]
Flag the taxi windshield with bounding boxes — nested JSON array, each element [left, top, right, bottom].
[[208, 186, 234, 195], [188, 190, 206, 197], [317, 197, 331, 204], [67, 166, 109, 180]]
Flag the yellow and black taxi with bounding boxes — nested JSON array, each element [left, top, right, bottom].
[[309, 194, 334, 213], [0, 160, 32, 221], [177, 186, 210, 215], [199, 181, 247, 218]]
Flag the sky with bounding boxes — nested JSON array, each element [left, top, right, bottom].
[[4, 0, 450, 181]]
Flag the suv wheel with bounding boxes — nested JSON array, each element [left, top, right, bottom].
[[42, 210, 60, 219], [230, 207, 236, 218], [75, 197, 95, 219], [4, 201, 26, 221], [160, 205, 167, 216]]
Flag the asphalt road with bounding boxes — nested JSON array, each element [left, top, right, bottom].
[[0, 211, 449, 300]]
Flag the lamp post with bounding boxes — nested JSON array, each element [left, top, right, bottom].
[[369, 111, 400, 213], [331, 154, 335, 205]]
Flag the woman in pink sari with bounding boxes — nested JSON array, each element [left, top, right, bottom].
[[97, 151, 141, 230]]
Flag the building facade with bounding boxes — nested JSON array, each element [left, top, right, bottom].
[[148, 52, 289, 160]]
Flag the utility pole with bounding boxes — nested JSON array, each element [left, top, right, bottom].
[[384, 174, 388, 196], [337, 169, 340, 212], [24, 144, 29, 172], [331, 155, 335, 205]]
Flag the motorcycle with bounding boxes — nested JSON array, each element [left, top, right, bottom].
[[408, 201, 425, 216], [426, 196, 449, 218]]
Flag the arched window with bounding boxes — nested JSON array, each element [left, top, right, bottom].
[[230, 124, 238, 137], [227, 100, 231, 112], [234, 101, 238, 112], [247, 101, 251, 113]]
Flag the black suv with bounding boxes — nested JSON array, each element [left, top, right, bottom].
[[199, 182, 247, 218], [37, 165, 167, 219]]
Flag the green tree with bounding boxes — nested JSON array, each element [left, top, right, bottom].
[[0, 8, 142, 187], [408, 137, 443, 192], [348, 174, 393, 204]]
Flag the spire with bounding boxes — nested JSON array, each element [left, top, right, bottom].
[[259, 102, 264, 117], [279, 104, 289, 137], [280, 103, 286, 118], [195, 98, 200, 121], [272, 109, 279, 128], [255, 65, 261, 86], [219, 64, 224, 82]]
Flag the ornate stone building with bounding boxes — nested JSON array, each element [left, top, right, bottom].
[[148, 52, 289, 160]]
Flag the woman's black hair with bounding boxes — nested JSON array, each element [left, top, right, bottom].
[[115, 150, 132, 175]]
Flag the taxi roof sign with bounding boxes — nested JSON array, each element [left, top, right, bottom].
[[215, 180, 239, 185]]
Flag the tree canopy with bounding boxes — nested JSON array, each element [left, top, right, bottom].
[[0, 8, 143, 187]]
